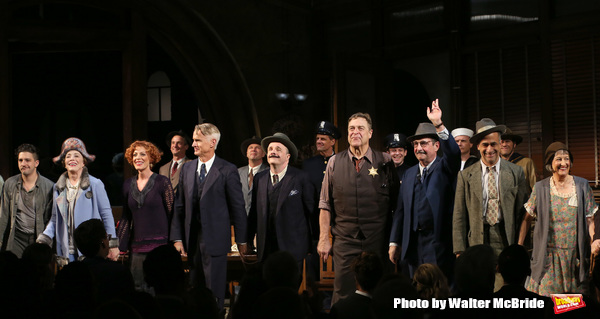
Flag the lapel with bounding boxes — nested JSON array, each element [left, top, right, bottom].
[[240, 166, 250, 195], [56, 190, 68, 222], [276, 167, 295, 214], [185, 159, 199, 200], [201, 157, 221, 200], [468, 163, 483, 212], [498, 160, 515, 226]]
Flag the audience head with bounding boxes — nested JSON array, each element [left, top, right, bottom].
[[353, 251, 383, 293], [371, 273, 422, 319], [455, 244, 497, 295], [412, 263, 451, 300], [263, 251, 300, 289], [254, 287, 307, 319], [497, 244, 531, 285], [74, 219, 109, 258], [143, 244, 185, 294]]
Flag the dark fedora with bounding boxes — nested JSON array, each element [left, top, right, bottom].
[[501, 127, 523, 145], [315, 121, 341, 139], [165, 130, 192, 147], [407, 123, 439, 144], [240, 136, 262, 156], [470, 118, 506, 145], [261, 132, 298, 162], [384, 133, 408, 150]]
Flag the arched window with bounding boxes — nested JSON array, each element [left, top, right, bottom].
[[147, 71, 172, 121]]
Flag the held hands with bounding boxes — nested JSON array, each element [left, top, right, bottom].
[[173, 241, 187, 257], [427, 99, 443, 128], [108, 247, 120, 261]]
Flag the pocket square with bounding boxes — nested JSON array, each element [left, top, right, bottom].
[[289, 189, 299, 196]]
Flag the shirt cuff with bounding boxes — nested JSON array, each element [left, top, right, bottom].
[[437, 128, 449, 140], [389, 242, 398, 247]]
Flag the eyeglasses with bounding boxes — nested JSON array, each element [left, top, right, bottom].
[[412, 140, 432, 148]]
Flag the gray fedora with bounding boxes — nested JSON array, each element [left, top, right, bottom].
[[261, 132, 298, 162], [470, 118, 506, 145], [406, 123, 439, 144]]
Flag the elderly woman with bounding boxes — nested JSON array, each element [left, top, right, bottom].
[[37, 137, 119, 263], [518, 142, 599, 296], [117, 140, 173, 291]]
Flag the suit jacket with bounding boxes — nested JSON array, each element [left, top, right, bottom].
[[247, 166, 314, 262], [453, 158, 529, 254], [170, 156, 247, 257], [159, 157, 191, 194], [330, 292, 372, 319], [389, 136, 461, 262], [238, 163, 269, 215]]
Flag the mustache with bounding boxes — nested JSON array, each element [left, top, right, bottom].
[[268, 155, 280, 158], [416, 151, 427, 155]]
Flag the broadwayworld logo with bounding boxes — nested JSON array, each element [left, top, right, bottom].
[[551, 294, 585, 314]]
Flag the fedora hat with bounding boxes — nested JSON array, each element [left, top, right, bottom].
[[407, 123, 439, 144], [470, 118, 506, 145], [240, 136, 262, 156], [165, 130, 192, 147], [501, 127, 523, 145], [53, 137, 96, 163], [261, 132, 298, 162]]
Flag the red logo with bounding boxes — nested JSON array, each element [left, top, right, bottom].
[[551, 294, 586, 314]]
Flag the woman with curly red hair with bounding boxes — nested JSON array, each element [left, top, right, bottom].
[[117, 140, 174, 291]]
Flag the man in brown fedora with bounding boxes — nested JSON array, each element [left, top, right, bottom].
[[238, 137, 268, 215], [317, 112, 398, 304], [453, 118, 529, 262], [501, 127, 537, 191], [389, 99, 461, 282], [159, 130, 192, 196], [246, 133, 314, 272]]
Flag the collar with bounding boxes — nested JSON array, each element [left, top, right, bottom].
[[56, 167, 91, 192], [347, 147, 373, 163], [480, 158, 501, 173], [419, 157, 436, 175], [197, 154, 216, 175], [355, 290, 372, 298], [249, 164, 263, 175], [269, 165, 289, 182]]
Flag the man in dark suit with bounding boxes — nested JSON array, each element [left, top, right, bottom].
[[238, 137, 269, 215], [384, 133, 410, 182], [389, 99, 461, 281], [247, 133, 313, 271], [159, 130, 192, 196], [170, 123, 248, 311]]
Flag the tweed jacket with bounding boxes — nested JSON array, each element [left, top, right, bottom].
[[453, 158, 529, 254], [159, 157, 192, 194]]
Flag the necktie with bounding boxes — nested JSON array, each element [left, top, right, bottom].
[[421, 167, 428, 183], [353, 157, 362, 173], [199, 163, 207, 183], [486, 166, 499, 226], [272, 174, 279, 185], [171, 161, 178, 178], [249, 169, 254, 188]]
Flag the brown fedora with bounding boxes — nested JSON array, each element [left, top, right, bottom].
[[501, 127, 523, 145], [470, 118, 506, 145], [406, 123, 439, 144], [240, 136, 262, 156], [544, 141, 570, 166]]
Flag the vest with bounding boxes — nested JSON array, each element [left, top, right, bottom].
[[330, 149, 391, 239]]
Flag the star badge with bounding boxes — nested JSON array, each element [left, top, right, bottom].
[[368, 166, 379, 177]]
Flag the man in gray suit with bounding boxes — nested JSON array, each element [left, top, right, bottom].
[[453, 118, 529, 261], [159, 130, 192, 196], [238, 137, 268, 215]]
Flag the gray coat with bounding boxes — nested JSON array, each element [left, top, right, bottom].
[[238, 163, 269, 215], [0, 173, 54, 252], [453, 159, 529, 253]]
